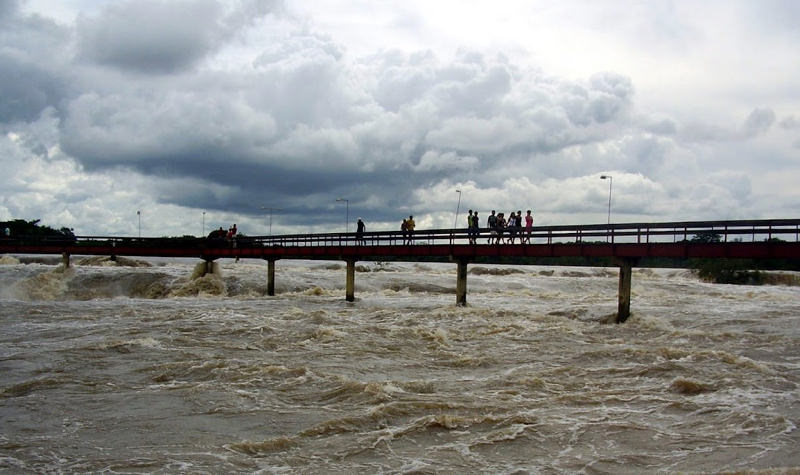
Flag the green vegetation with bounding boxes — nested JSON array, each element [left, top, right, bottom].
[[691, 258, 765, 284], [687, 234, 800, 284], [1, 219, 74, 238], [688, 231, 721, 243]]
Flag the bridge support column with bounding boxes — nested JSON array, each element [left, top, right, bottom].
[[345, 259, 356, 302], [61, 252, 70, 269], [456, 259, 469, 306], [615, 258, 637, 323], [204, 259, 216, 276], [267, 259, 276, 296]]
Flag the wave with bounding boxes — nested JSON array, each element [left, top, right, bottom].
[[0, 255, 20, 265], [76, 256, 152, 267], [170, 273, 227, 297], [1, 377, 66, 398], [2, 257, 794, 303], [0, 260, 273, 300], [383, 281, 453, 294], [469, 266, 525, 276], [669, 378, 715, 395], [228, 437, 297, 455]]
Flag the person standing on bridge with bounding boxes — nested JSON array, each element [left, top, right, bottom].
[[405, 215, 415, 245], [506, 211, 519, 244], [469, 211, 480, 244], [356, 218, 366, 245], [467, 210, 474, 244], [513, 211, 523, 243], [523, 210, 534, 243], [495, 213, 506, 244], [487, 210, 497, 244]]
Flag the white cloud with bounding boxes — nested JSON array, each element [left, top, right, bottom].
[[1, 0, 798, 236], [414, 150, 479, 173]]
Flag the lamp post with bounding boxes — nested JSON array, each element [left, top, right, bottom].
[[202, 211, 206, 236], [137, 210, 141, 238], [260, 206, 282, 235], [600, 175, 613, 225], [336, 198, 349, 233], [453, 189, 462, 229]]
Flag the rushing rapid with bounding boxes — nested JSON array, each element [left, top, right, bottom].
[[1, 255, 799, 473]]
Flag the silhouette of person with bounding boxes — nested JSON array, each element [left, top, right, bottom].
[[356, 218, 366, 245]]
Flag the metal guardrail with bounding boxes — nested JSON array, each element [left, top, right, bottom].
[[3, 219, 797, 249], [217, 218, 800, 247]]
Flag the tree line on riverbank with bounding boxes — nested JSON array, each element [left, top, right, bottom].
[[1, 219, 74, 239]]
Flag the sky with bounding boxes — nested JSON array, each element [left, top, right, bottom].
[[1, 0, 799, 237]]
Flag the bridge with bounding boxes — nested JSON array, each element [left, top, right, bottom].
[[3, 219, 800, 323]]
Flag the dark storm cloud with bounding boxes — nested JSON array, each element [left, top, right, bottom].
[[76, 0, 226, 73], [4, 0, 687, 228], [0, 53, 66, 122], [76, 0, 282, 74], [0, 0, 18, 19], [0, 2, 71, 123], [58, 39, 641, 221]]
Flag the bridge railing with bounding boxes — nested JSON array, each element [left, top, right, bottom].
[[2, 219, 799, 249], [240, 219, 800, 247]]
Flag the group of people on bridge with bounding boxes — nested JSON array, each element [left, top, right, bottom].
[[466, 209, 534, 245], [201, 212, 535, 247], [207, 224, 238, 241], [361, 211, 536, 246], [400, 215, 416, 245]]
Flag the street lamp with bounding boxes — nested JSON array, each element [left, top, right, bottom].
[[336, 198, 349, 233], [600, 175, 613, 225], [202, 211, 206, 236], [260, 206, 282, 235], [137, 210, 141, 238], [453, 189, 462, 229]]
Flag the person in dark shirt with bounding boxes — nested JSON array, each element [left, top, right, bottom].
[[356, 218, 366, 245]]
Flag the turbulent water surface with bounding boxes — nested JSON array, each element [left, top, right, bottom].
[[0, 255, 799, 473]]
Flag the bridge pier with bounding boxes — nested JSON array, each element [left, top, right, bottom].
[[345, 259, 356, 302], [615, 258, 637, 323], [196, 259, 219, 277], [61, 252, 70, 269], [267, 259, 276, 296], [456, 259, 469, 306]]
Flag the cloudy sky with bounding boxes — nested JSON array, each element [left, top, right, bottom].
[[2, 0, 799, 236]]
